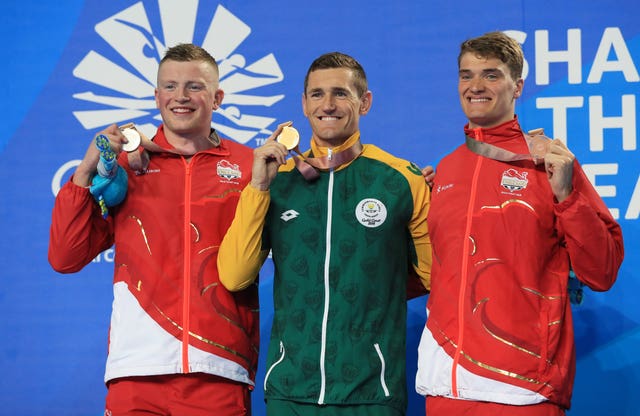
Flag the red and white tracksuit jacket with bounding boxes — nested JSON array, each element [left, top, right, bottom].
[[48, 125, 259, 386], [416, 118, 624, 409]]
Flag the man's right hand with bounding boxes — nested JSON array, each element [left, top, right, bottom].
[[250, 122, 292, 191], [73, 124, 129, 187]]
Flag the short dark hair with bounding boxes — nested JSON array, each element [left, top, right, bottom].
[[458, 32, 524, 80], [160, 43, 219, 74], [304, 52, 368, 97]]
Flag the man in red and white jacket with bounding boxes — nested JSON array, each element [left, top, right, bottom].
[[49, 44, 257, 415], [416, 31, 624, 416]]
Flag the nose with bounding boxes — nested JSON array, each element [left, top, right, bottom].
[[320, 94, 336, 112], [469, 76, 484, 92], [176, 86, 191, 102]]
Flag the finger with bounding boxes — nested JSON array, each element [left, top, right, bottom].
[[547, 148, 575, 167], [260, 140, 287, 153], [268, 140, 289, 157], [271, 146, 289, 165], [103, 123, 122, 137], [421, 165, 434, 176], [550, 138, 568, 150], [256, 143, 287, 164], [548, 139, 574, 157]]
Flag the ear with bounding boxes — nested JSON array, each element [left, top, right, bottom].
[[154, 88, 160, 109], [359, 91, 373, 115], [513, 78, 524, 99], [302, 92, 308, 117], [212, 89, 225, 110]]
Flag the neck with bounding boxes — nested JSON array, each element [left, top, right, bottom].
[[311, 131, 360, 156], [467, 115, 517, 131], [165, 129, 219, 154]]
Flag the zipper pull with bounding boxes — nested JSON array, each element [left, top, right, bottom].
[[328, 148, 333, 161]]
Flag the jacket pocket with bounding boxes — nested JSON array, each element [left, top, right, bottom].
[[264, 340, 286, 391], [374, 343, 390, 397]]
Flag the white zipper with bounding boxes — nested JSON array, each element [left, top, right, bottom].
[[318, 152, 334, 405], [264, 340, 285, 391], [374, 343, 390, 397]]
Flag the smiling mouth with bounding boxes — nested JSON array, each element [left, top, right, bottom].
[[468, 97, 490, 103], [319, 116, 340, 121], [172, 107, 194, 114]]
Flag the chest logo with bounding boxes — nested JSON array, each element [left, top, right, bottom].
[[217, 160, 242, 181], [501, 168, 529, 192], [355, 198, 387, 228], [280, 209, 300, 222]]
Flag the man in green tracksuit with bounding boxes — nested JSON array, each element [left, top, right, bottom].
[[218, 52, 431, 416]]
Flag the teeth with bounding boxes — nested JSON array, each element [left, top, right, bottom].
[[469, 98, 489, 103], [173, 108, 192, 113], [321, 116, 339, 121]]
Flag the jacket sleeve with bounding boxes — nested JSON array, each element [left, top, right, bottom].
[[217, 185, 271, 291], [48, 179, 114, 273], [408, 174, 432, 293], [555, 161, 624, 292]]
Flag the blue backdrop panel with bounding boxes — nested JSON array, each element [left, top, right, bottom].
[[1, 1, 637, 415]]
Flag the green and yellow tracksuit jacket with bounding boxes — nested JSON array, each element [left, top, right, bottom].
[[218, 131, 431, 412]]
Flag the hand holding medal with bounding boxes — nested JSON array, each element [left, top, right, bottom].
[[89, 123, 142, 217]]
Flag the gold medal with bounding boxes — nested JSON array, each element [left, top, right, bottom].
[[277, 125, 300, 150]]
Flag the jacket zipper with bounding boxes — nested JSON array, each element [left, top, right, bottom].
[[318, 148, 334, 405], [182, 160, 193, 373], [452, 128, 484, 396]]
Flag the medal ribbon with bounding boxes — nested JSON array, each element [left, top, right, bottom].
[[465, 129, 550, 165], [293, 141, 364, 181]]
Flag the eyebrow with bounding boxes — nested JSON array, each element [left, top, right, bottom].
[[307, 86, 350, 94], [159, 79, 206, 84], [459, 68, 503, 75]]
